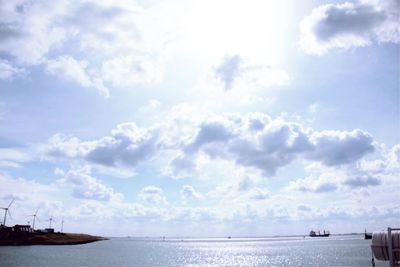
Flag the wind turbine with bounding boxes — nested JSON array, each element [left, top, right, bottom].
[[27, 208, 40, 230], [61, 218, 64, 233], [0, 199, 14, 226], [47, 216, 55, 229]]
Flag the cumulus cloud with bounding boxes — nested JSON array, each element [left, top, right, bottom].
[[343, 174, 381, 188], [45, 56, 109, 97], [300, 0, 400, 54], [170, 113, 374, 177], [387, 144, 400, 169], [238, 177, 254, 191], [138, 186, 167, 205], [46, 122, 161, 170], [286, 162, 382, 193], [211, 55, 289, 92], [46, 112, 376, 179], [56, 166, 121, 201], [247, 188, 270, 200], [0, 0, 68, 64], [0, 0, 165, 96], [0, 59, 24, 80], [307, 129, 375, 165], [286, 174, 338, 193], [184, 119, 234, 154], [101, 55, 162, 88], [287, 143, 400, 194], [180, 185, 204, 203]]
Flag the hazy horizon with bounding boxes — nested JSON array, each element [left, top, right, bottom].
[[0, 0, 399, 237]]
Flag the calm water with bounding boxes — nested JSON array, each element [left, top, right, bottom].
[[0, 235, 386, 266]]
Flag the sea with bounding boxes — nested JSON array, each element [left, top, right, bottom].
[[0, 235, 387, 266]]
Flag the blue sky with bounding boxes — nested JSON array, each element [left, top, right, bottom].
[[0, 0, 399, 237]]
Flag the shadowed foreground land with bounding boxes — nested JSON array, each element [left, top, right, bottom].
[[0, 231, 107, 246]]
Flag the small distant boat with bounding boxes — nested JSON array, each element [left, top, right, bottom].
[[364, 229, 372, 240], [309, 230, 330, 237]]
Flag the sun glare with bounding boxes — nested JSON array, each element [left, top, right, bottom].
[[180, 0, 291, 65]]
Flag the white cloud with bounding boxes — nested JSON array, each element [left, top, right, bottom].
[[56, 166, 122, 201], [170, 113, 374, 177], [46, 134, 84, 158], [0, 59, 24, 80], [206, 55, 289, 94], [166, 207, 218, 223], [297, 204, 312, 212], [286, 143, 399, 196], [387, 144, 400, 170], [121, 202, 165, 222], [101, 55, 163, 88], [343, 174, 380, 188], [0, 0, 69, 65], [206, 176, 269, 204], [0, 0, 166, 96], [214, 55, 243, 90], [46, 122, 161, 171], [286, 174, 339, 193], [180, 185, 204, 204], [139, 99, 161, 113], [300, 0, 400, 54], [0, 148, 31, 168], [46, 112, 376, 179], [138, 186, 167, 205], [247, 188, 270, 200], [0, 172, 57, 212], [286, 160, 385, 193], [45, 55, 109, 97], [307, 129, 375, 166]]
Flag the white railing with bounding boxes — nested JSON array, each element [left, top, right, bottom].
[[371, 227, 400, 267]]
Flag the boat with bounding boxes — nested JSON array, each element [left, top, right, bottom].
[[309, 230, 330, 237]]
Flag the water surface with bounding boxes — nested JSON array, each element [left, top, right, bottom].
[[0, 235, 386, 266]]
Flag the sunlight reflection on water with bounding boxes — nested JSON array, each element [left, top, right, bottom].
[[0, 235, 387, 267]]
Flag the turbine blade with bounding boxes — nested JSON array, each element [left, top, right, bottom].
[[36, 216, 40, 222], [35, 208, 39, 215], [7, 210, 12, 220], [8, 199, 15, 209]]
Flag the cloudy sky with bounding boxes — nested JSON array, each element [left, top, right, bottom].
[[0, 0, 399, 237]]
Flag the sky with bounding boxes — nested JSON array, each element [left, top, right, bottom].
[[0, 0, 399, 237]]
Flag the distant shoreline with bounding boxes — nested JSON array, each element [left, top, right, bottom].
[[0, 231, 108, 246]]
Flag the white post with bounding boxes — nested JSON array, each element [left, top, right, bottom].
[[388, 227, 393, 267]]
